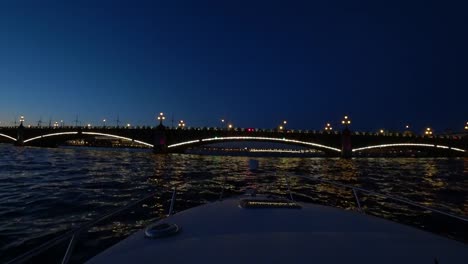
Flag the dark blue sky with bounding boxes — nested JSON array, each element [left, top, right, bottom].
[[0, 0, 467, 132]]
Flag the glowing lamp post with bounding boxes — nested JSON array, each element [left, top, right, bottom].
[[54, 121, 59, 129], [379, 129, 384, 135], [127, 123, 131, 128], [465, 122, 468, 131], [228, 124, 233, 130], [16, 116, 26, 144], [340, 115, 352, 158], [178, 120, 186, 129], [103, 119, 106, 128], [324, 123, 333, 132], [424, 127, 433, 136], [278, 120, 287, 132], [403, 124, 413, 137], [341, 115, 351, 127], [157, 112, 166, 126]]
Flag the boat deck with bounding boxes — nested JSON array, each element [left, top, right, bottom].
[[88, 196, 468, 264]]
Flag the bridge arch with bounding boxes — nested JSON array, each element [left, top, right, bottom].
[[168, 136, 341, 152], [0, 133, 16, 142], [352, 143, 466, 153], [23, 131, 154, 148]]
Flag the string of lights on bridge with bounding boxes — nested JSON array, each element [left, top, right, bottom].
[[2, 132, 463, 153], [0, 113, 466, 153]]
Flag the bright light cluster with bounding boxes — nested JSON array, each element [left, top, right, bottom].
[[341, 115, 351, 125], [157, 112, 165, 122], [0, 133, 17, 141], [353, 143, 466, 153], [178, 120, 186, 128], [424, 127, 433, 135]]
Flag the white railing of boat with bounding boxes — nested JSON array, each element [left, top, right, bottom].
[[5, 174, 468, 264], [5, 190, 163, 264], [295, 174, 468, 222]]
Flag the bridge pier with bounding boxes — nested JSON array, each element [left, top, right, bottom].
[[153, 125, 167, 154], [14, 123, 24, 146], [341, 128, 352, 158]]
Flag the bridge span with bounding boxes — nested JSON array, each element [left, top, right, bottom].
[[0, 125, 466, 157]]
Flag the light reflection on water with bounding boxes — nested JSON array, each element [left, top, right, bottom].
[[0, 144, 467, 262]]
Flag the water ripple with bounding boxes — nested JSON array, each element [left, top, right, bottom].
[[0, 144, 467, 262]]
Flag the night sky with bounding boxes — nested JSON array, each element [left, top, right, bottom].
[[0, 0, 467, 133]]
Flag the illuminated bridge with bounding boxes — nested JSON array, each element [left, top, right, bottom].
[[0, 125, 466, 157]]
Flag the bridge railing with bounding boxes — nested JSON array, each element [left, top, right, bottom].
[[1, 125, 466, 139]]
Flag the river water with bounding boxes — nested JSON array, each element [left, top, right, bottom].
[[0, 144, 467, 262]]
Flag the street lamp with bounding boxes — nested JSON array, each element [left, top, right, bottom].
[[178, 120, 186, 129], [157, 112, 166, 125], [87, 123, 91, 129], [324, 123, 333, 131], [278, 120, 287, 131], [127, 123, 131, 128], [60, 120, 64, 128], [424, 127, 433, 136], [219, 119, 226, 130], [465, 121, 468, 131], [103, 119, 106, 128], [403, 124, 413, 137], [341, 115, 351, 127], [19, 116, 25, 125], [228, 124, 233, 130], [54, 121, 59, 129], [379, 129, 385, 134]]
